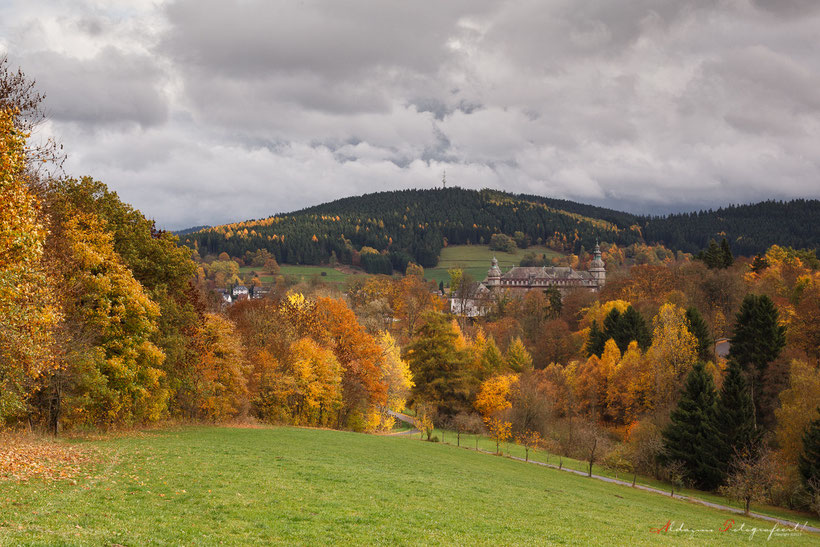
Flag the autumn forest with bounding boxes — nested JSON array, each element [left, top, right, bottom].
[[3, 58, 820, 535]]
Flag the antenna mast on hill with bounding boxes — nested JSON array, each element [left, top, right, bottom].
[[442, 169, 447, 188]]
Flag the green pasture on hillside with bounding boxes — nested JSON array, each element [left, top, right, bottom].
[[426, 426, 820, 531], [1, 427, 814, 545], [238, 265, 362, 286], [425, 244, 563, 285]]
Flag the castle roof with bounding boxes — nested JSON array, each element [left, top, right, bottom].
[[501, 266, 593, 281]]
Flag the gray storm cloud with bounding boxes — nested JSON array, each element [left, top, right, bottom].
[[1, 0, 819, 229]]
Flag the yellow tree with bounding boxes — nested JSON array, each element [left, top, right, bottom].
[[376, 331, 414, 413], [474, 374, 519, 421], [487, 417, 512, 455], [606, 342, 654, 424], [192, 313, 249, 421], [288, 337, 342, 426], [645, 303, 699, 408], [0, 108, 58, 421], [53, 209, 167, 426], [775, 360, 820, 467]]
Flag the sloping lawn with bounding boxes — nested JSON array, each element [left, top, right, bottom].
[[0, 427, 814, 545]]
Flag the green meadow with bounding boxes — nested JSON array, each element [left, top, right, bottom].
[[1, 427, 814, 545], [239, 265, 361, 286], [424, 244, 563, 285]]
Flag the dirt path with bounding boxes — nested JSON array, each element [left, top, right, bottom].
[[495, 450, 819, 534], [386, 410, 418, 436]]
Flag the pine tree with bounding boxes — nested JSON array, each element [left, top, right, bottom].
[[713, 360, 758, 479], [729, 294, 786, 428], [799, 408, 820, 493], [685, 307, 713, 362], [661, 362, 724, 491]]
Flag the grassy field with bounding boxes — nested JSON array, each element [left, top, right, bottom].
[[239, 265, 363, 286], [1, 427, 814, 545], [426, 426, 820, 530], [425, 244, 563, 285]]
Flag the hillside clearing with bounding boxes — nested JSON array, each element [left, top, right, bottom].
[[425, 244, 563, 285], [0, 427, 814, 545]]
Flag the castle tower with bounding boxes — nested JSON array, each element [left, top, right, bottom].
[[589, 241, 606, 288], [486, 256, 502, 288]]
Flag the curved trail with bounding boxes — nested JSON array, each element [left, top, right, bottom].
[[494, 452, 819, 534], [390, 418, 819, 535], [386, 410, 418, 436]]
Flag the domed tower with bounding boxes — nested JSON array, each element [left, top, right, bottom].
[[486, 256, 502, 288], [590, 241, 606, 288]]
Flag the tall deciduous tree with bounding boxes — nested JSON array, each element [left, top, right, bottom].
[[0, 107, 57, 423], [405, 311, 471, 416], [505, 337, 533, 372]]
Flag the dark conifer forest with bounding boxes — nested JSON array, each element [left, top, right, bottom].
[[183, 188, 819, 267]]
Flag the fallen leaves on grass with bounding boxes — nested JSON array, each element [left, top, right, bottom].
[[0, 434, 95, 483]]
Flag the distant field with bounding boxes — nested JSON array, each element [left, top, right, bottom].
[[239, 265, 363, 286], [1, 427, 813, 544], [235, 244, 563, 288], [425, 244, 563, 285]]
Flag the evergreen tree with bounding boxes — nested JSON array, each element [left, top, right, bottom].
[[799, 408, 820, 493], [615, 306, 652, 353], [729, 294, 786, 429], [719, 238, 734, 268], [701, 239, 724, 269], [685, 307, 713, 362], [713, 360, 758, 479], [661, 362, 724, 491], [750, 254, 769, 273], [585, 320, 606, 357]]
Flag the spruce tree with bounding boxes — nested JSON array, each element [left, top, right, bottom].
[[729, 294, 786, 428], [719, 238, 734, 268], [685, 307, 713, 362], [799, 408, 820, 492], [661, 362, 724, 491], [618, 306, 652, 353], [702, 239, 724, 269], [585, 320, 607, 357], [713, 360, 758, 479]]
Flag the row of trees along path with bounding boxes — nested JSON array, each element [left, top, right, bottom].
[[388, 411, 820, 535]]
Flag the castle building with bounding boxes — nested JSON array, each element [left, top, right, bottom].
[[485, 242, 606, 293], [450, 243, 605, 317]]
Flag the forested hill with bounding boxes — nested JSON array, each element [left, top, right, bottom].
[[182, 188, 819, 267], [184, 188, 644, 268], [642, 199, 820, 256]]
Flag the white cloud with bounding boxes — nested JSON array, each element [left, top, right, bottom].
[[1, 0, 818, 229]]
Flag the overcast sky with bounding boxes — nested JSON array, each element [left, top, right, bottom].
[[2, 0, 819, 229]]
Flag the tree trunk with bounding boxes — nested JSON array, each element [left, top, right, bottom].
[[632, 473, 637, 487], [744, 497, 751, 516]]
